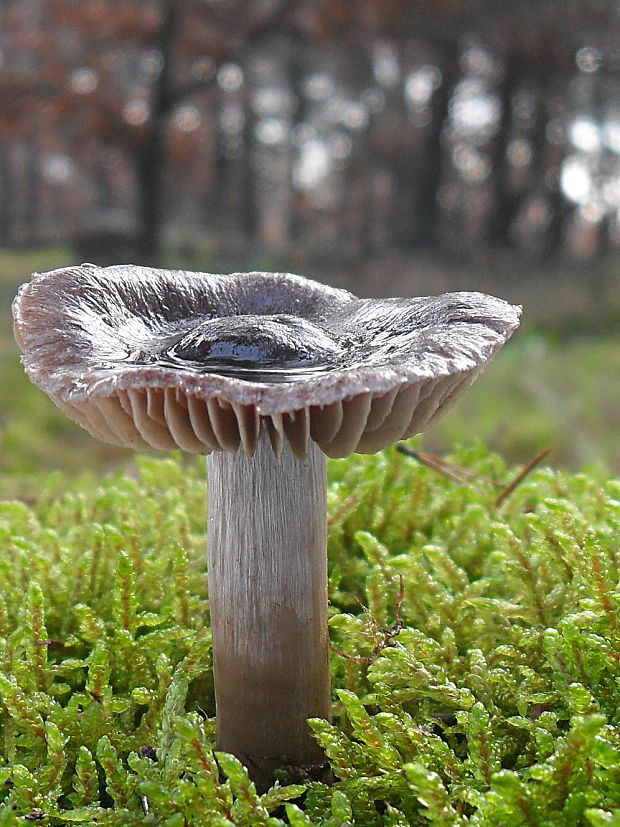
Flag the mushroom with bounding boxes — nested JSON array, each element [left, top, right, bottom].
[[12, 265, 521, 789]]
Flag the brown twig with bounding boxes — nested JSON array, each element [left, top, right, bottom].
[[330, 576, 405, 665], [328, 491, 363, 528], [329, 644, 371, 665], [397, 443, 553, 507], [396, 445, 501, 487], [387, 574, 405, 643], [494, 446, 553, 507]]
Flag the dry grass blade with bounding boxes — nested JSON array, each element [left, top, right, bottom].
[[494, 446, 553, 507], [330, 576, 405, 665], [396, 445, 501, 487], [397, 443, 553, 508]]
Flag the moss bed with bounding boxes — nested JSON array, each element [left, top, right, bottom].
[[0, 443, 619, 825]]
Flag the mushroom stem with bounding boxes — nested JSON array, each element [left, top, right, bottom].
[[206, 427, 331, 789]]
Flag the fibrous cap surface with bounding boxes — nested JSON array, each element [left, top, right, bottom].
[[13, 265, 521, 457]]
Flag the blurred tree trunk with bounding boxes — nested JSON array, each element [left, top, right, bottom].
[[288, 39, 309, 244], [136, 0, 177, 264], [0, 145, 14, 245], [23, 140, 40, 245], [208, 124, 227, 234], [136, 123, 166, 263], [487, 47, 523, 249], [95, 148, 114, 210], [241, 98, 257, 241], [413, 46, 460, 249], [532, 30, 572, 260], [136, 0, 297, 261]]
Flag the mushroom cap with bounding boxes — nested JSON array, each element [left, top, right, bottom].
[[13, 265, 521, 458]]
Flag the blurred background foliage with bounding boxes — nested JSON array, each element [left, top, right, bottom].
[[0, 0, 619, 473]]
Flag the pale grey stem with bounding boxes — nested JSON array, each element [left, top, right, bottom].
[[206, 427, 330, 787]]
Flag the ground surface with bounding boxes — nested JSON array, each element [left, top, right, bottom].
[[0, 447, 618, 824]]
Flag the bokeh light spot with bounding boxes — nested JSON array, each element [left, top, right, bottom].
[[576, 46, 602, 73], [174, 105, 201, 132], [69, 67, 99, 95], [507, 137, 533, 168], [123, 99, 149, 126], [561, 155, 593, 203], [294, 139, 331, 191], [255, 118, 289, 146], [568, 118, 601, 153], [217, 63, 244, 93]]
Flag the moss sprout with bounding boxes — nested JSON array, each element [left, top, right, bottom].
[[0, 443, 619, 824]]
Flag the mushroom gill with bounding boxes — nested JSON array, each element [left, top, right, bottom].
[[12, 265, 521, 459]]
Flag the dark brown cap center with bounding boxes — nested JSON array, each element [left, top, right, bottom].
[[162, 314, 344, 380]]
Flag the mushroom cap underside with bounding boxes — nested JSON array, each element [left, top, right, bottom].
[[13, 265, 522, 458]]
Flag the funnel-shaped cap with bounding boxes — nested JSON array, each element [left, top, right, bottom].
[[13, 265, 521, 458]]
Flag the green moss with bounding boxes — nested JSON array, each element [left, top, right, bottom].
[[0, 445, 619, 824]]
